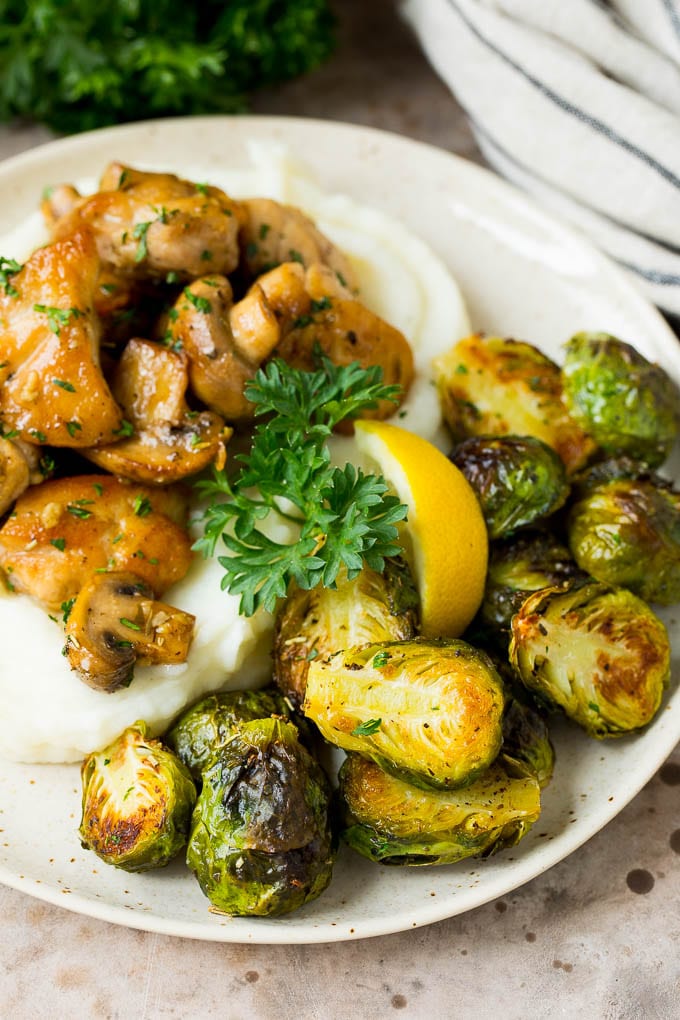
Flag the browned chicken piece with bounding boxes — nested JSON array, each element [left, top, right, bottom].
[[164, 276, 281, 423], [40, 183, 81, 231], [65, 572, 195, 692], [0, 229, 123, 447], [167, 262, 414, 424], [264, 262, 414, 421], [0, 475, 192, 610], [239, 197, 358, 291], [0, 437, 45, 515], [48, 162, 244, 283], [83, 338, 230, 484]]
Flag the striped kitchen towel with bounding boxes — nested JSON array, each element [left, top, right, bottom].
[[402, 0, 680, 315]]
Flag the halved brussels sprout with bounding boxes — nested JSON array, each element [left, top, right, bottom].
[[562, 332, 680, 467], [79, 721, 196, 872], [303, 638, 505, 790], [450, 435, 570, 539], [481, 531, 587, 634], [501, 692, 554, 789], [273, 559, 419, 709], [433, 334, 595, 475], [166, 687, 303, 781], [338, 753, 540, 866], [567, 473, 680, 604], [509, 582, 670, 737], [186, 718, 335, 917]]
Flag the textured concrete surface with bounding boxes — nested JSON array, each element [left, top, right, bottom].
[[0, 2, 678, 1017]]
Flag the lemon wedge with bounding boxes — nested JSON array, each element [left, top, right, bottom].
[[354, 420, 488, 638]]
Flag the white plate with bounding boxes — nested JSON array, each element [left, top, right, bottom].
[[0, 116, 678, 944]]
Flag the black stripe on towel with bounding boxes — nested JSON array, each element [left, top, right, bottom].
[[445, 0, 680, 192], [662, 0, 680, 43], [472, 116, 680, 258]]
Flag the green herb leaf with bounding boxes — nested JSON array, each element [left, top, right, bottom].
[[184, 288, 211, 313], [119, 617, 141, 631], [53, 378, 76, 392], [33, 304, 83, 336], [0, 256, 22, 297], [194, 355, 406, 616], [351, 718, 382, 737], [132, 220, 152, 262], [50, 537, 66, 551]]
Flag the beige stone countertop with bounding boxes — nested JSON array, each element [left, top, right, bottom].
[[0, 3, 678, 1017]]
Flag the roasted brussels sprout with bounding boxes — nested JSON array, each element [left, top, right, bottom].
[[567, 472, 680, 604], [303, 638, 505, 790], [273, 559, 419, 709], [509, 582, 670, 737], [338, 753, 540, 866], [186, 718, 334, 917], [562, 332, 680, 467], [481, 531, 587, 634], [450, 435, 570, 539], [501, 693, 554, 789], [433, 334, 595, 475], [166, 687, 303, 781], [79, 722, 196, 872]]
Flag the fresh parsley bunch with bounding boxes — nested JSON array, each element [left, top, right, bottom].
[[0, 1, 335, 133], [194, 356, 409, 617]]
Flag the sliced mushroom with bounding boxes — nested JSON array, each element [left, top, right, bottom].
[[164, 276, 281, 423], [0, 437, 44, 516], [49, 162, 244, 283], [65, 571, 195, 692], [83, 338, 230, 484], [0, 474, 192, 610], [0, 228, 123, 447], [239, 197, 358, 292]]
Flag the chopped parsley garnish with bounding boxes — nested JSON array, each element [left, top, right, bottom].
[[351, 718, 382, 737], [50, 537, 66, 551], [61, 597, 75, 622], [67, 503, 93, 519], [132, 220, 152, 262], [53, 378, 76, 392], [119, 617, 141, 631], [66, 420, 82, 438], [33, 304, 83, 336], [183, 288, 211, 314], [259, 223, 271, 240], [113, 420, 135, 438], [372, 651, 390, 669], [0, 256, 22, 297], [133, 495, 152, 517]]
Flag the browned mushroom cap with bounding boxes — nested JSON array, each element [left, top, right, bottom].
[[0, 474, 192, 610], [0, 437, 44, 516], [0, 229, 123, 447], [239, 197, 358, 292], [65, 571, 195, 692], [49, 162, 244, 283], [83, 338, 230, 484], [164, 276, 282, 423]]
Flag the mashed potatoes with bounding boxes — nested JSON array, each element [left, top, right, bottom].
[[0, 145, 470, 763]]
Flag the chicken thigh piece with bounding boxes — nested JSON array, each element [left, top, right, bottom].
[[0, 229, 123, 447], [46, 163, 244, 283]]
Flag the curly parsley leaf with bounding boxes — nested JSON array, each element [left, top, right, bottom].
[[194, 356, 408, 616]]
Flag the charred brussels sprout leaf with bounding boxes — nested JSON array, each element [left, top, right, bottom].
[[509, 582, 670, 737], [166, 687, 305, 781], [481, 531, 588, 635], [567, 473, 680, 604], [338, 753, 540, 865], [450, 435, 570, 540], [273, 558, 419, 709], [303, 638, 505, 790], [501, 693, 554, 789], [433, 334, 595, 475], [80, 721, 196, 872], [562, 332, 680, 467], [186, 718, 334, 916]]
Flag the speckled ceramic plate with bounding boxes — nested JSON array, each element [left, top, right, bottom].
[[0, 117, 678, 944]]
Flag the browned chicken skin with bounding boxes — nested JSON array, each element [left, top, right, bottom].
[[0, 475, 192, 610], [0, 437, 44, 515], [47, 163, 244, 283], [239, 197, 358, 291], [0, 229, 123, 447], [83, 337, 230, 484]]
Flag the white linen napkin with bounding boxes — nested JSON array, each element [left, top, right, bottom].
[[402, 0, 680, 315]]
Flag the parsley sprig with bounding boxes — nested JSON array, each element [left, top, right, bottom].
[[194, 356, 408, 616]]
